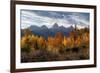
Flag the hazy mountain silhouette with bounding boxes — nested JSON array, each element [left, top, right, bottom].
[[50, 23, 74, 37], [22, 23, 74, 38]]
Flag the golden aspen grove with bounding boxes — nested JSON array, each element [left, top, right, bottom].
[[21, 27, 89, 62]]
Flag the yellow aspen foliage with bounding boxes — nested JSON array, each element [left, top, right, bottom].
[[21, 35, 31, 53], [82, 32, 89, 45], [54, 32, 64, 47], [75, 36, 82, 47], [21, 35, 29, 48], [38, 36, 47, 49], [48, 37, 55, 47], [29, 35, 38, 50], [62, 36, 67, 47]]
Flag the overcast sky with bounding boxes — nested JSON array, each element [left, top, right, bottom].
[[20, 9, 90, 29]]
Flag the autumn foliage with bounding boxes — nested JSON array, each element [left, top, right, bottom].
[[21, 28, 89, 62]]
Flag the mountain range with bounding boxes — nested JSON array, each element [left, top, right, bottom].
[[21, 23, 75, 38]]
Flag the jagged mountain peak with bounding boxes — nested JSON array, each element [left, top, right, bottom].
[[52, 23, 59, 28], [41, 25, 48, 29]]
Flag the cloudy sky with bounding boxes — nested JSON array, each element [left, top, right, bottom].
[[20, 9, 90, 29]]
